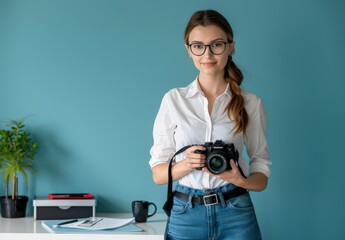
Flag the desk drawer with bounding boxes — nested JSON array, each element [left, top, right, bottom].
[[33, 199, 96, 220]]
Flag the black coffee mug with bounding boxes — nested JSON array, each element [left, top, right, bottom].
[[132, 200, 157, 223]]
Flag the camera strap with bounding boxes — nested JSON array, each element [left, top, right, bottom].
[[237, 161, 246, 179], [166, 145, 192, 200], [163, 145, 192, 216]]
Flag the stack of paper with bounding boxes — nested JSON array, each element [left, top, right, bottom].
[[42, 217, 143, 234]]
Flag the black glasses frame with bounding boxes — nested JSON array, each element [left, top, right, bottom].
[[188, 40, 232, 56]]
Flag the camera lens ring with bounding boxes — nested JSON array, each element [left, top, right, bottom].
[[206, 152, 228, 174]]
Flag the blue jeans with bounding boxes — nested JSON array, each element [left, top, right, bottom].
[[166, 184, 262, 240]]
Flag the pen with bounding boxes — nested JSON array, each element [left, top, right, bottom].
[[56, 219, 78, 226]]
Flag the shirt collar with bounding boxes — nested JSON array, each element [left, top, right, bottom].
[[185, 77, 232, 98]]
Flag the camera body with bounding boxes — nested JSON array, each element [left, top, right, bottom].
[[195, 140, 239, 175]]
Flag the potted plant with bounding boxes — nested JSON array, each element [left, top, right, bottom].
[[0, 118, 39, 218]]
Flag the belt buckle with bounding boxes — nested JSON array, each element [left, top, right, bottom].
[[203, 193, 218, 206]]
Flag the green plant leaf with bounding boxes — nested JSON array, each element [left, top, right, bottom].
[[0, 118, 39, 199]]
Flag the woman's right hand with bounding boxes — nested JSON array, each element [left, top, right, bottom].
[[152, 145, 207, 185], [182, 145, 206, 172]]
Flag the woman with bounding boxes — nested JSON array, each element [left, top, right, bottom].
[[149, 9, 271, 240]]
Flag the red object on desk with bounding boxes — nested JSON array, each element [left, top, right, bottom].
[[48, 193, 94, 199]]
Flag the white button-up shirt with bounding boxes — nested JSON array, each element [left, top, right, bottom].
[[149, 78, 271, 189]]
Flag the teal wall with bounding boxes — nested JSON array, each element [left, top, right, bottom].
[[1, 0, 345, 239]]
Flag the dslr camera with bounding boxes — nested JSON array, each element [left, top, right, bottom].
[[195, 140, 239, 175]]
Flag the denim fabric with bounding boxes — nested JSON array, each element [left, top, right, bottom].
[[166, 184, 262, 240]]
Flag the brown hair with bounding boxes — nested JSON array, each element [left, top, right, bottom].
[[184, 10, 248, 135]]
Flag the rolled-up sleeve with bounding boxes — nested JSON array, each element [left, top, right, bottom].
[[149, 93, 176, 168], [244, 98, 272, 177]]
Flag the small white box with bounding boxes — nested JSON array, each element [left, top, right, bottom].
[[33, 198, 96, 220]]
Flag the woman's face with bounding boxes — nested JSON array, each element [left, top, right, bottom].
[[187, 25, 233, 78]]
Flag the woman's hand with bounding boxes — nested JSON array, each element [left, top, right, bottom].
[[202, 160, 268, 192], [182, 145, 206, 172], [152, 145, 206, 185], [203, 159, 245, 185]]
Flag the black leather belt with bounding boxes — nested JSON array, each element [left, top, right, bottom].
[[174, 187, 247, 206]]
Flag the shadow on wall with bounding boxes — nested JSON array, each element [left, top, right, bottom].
[[30, 125, 77, 196]]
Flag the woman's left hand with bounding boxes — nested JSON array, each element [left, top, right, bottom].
[[202, 159, 245, 187], [203, 160, 269, 192]]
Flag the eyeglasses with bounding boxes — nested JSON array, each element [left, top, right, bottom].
[[188, 40, 231, 56]]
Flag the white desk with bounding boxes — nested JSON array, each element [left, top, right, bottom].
[[0, 213, 167, 240]]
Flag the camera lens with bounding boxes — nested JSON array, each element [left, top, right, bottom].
[[209, 156, 224, 170], [206, 153, 227, 174]]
